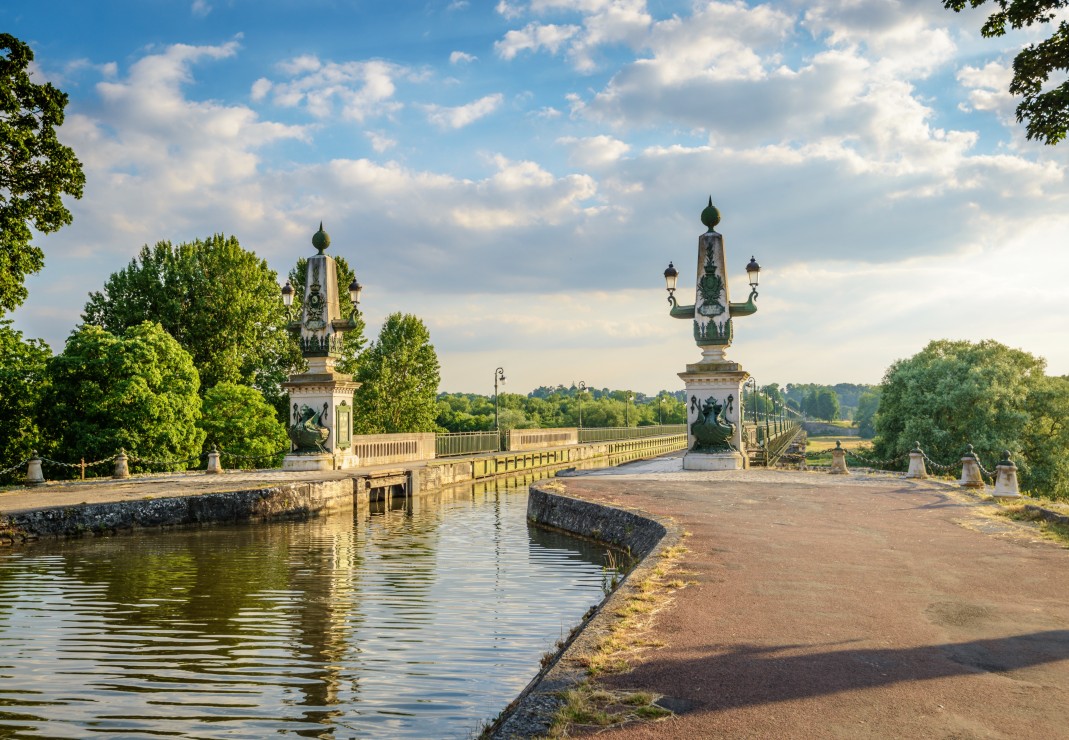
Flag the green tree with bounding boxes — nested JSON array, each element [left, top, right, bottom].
[[0, 34, 85, 312], [41, 322, 204, 474], [83, 235, 299, 407], [198, 382, 289, 468], [353, 313, 440, 434], [943, 0, 1069, 145], [813, 389, 840, 421], [873, 339, 1045, 478], [287, 255, 365, 375], [1020, 375, 1069, 499], [855, 390, 881, 439], [0, 320, 50, 479]]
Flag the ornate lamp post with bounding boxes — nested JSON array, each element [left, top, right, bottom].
[[494, 367, 506, 431], [280, 223, 363, 471], [577, 380, 586, 428], [663, 198, 763, 470]]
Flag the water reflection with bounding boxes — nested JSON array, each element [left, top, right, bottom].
[[0, 486, 611, 739]]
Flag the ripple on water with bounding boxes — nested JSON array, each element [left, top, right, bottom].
[[0, 487, 613, 738]]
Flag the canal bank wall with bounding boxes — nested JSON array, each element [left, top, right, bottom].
[[0, 479, 355, 544], [0, 435, 687, 543], [490, 484, 683, 739]]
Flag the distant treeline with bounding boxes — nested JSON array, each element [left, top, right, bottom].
[[437, 385, 686, 432], [781, 383, 878, 425]]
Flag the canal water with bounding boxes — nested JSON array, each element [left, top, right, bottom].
[[0, 485, 616, 739]]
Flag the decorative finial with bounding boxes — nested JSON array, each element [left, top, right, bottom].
[[700, 196, 721, 232], [312, 222, 330, 254]]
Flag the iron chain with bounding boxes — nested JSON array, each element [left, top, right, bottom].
[[0, 459, 30, 477], [41, 454, 118, 469]]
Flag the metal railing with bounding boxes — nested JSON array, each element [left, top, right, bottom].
[[435, 431, 501, 457], [577, 424, 686, 443]]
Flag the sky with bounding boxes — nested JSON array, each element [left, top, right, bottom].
[[5, 0, 1068, 396]]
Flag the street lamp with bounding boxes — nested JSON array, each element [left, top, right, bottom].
[[745, 377, 758, 425], [746, 256, 761, 297], [625, 391, 633, 427], [494, 367, 506, 431], [281, 280, 294, 320], [663, 262, 678, 303], [577, 381, 586, 429]]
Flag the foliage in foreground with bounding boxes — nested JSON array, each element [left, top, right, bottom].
[[82, 235, 299, 409], [40, 322, 205, 474], [943, 0, 1069, 145], [0, 34, 85, 312], [0, 320, 50, 481], [198, 382, 289, 468], [353, 313, 440, 434], [874, 339, 1069, 499]]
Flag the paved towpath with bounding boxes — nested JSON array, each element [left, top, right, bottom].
[[556, 455, 1069, 739]]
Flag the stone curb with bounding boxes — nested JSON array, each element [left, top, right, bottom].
[[489, 483, 684, 739], [0, 479, 354, 544]]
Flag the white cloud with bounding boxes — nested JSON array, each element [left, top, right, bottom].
[[558, 134, 630, 167], [450, 51, 477, 65], [495, 23, 581, 60], [191, 0, 211, 18], [496, 1, 525, 20], [260, 56, 407, 122], [495, 0, 652, 70], [366, 131, 396, 152], [957, 60, 1014, 114], [423, 93, 503, 129]]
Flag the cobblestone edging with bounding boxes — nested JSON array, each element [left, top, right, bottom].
[[490, 484, 682, 739], [0, 480, 354, 543]]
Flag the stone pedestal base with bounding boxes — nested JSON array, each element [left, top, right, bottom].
[[679, 356, 749, 467], [283, 453, 359, 472], [683, 451, 744, 470]]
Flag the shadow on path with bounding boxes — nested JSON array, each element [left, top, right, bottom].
[[623, 630, 1069, 711]]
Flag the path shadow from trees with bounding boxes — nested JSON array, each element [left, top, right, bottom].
[[623, 631, 1069, 712]]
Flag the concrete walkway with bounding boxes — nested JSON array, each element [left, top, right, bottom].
[[557, 456, 1069, 739]]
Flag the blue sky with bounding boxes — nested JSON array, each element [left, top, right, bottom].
[[6, 0, 1068, 395]]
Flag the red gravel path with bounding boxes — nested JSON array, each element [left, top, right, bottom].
[[558, 466, 1069, 739]]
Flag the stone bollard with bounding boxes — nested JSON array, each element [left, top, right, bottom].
[[829, 440, 850, 475], [992, 451, 1021, 499], [25, 452, 45, 486], [206, 448, 223, 474], [957, 444, 985, 489], [905, 441, 928, 479], [113, 448, 130, 479]]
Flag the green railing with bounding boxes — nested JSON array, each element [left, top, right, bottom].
[[745, 421, 803, 467], [435, 431, 502, 457], [578, 424, 687, 443]]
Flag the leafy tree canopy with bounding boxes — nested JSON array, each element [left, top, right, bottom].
[[41, 321, 204, 474], [873, 338, 1047, 483], [0, 320, 50, 479], [855, 390, 881, 439], [0, 34, 85, 311], [198, 382, 289, 469], [353, 313, 440, 434], [287, 255, 365, 375], [944, 0, 1069, 144], [83, 235, 298, 405], [1021, 374, 1069, 499]]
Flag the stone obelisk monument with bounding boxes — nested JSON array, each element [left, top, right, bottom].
[[281, 224, 361, 471], [666, 199, 760, 470]]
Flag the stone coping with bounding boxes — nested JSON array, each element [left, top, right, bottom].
[[489, 484, 683, 739]]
